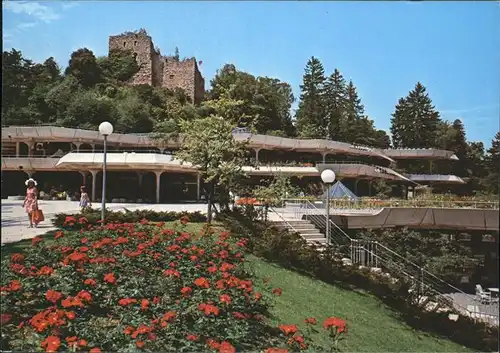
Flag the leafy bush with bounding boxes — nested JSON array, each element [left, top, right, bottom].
[[52, 209, 207, 229], [1, 218, 347, 352], [216, 210, 498, 352]]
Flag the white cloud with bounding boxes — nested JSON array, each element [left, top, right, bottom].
[[3, 1, 60, 23], [61, 2, 79, 10], [16, 21, 37, 30]]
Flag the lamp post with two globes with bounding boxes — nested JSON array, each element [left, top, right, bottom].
[[321, 169, 336, 245], [98, 121, 113, 222]]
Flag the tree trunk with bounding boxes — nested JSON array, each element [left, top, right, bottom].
[[207, 181, 213, 224]]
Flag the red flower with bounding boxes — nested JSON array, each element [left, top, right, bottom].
[[64, 310, 75, 320], [84, 278, 97, 286], [194, 277, 210, 288], [180, 287, 192, 297], [45, 290, 63, 303], [254, 292, 262, 301], [54, 231, 64, 239], [162, 311, 176, 322], [136, 341, 145, 348], [152, 296, 160, 304], [304, 317, 317, 325], [119, 298, 137, 306], [272, 288, 282, 296], [77, 339, 87, 347], [0, 313, 12, 325], [104, 272, 117, 284], [186, 333, 199, 341], [32, 237, 43, 246], [163, 269, 180, 278], [219, 294, 232, 305], [266, 349, 289, 353], [279, 324, 298, 336], [89, 348, 102, 353], [77, 290, 92, 302], [41, 335, 60, 353], [218, 341, 235, 353], [141, 299, 150, 311], [10, 253, 24, 263], [323, 317, 346, 333], [198, 303, 220, 316], [207, 339, 221, 349], [123, 326, 134, 335]]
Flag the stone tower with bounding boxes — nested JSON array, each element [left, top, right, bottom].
[[108, 29, 205, 104]]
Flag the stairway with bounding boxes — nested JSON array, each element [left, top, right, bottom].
[[270, 219, 327, 246]]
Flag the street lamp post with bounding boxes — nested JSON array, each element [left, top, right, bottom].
[[98, 121, 113, 223], [321, 169, 336, 245]]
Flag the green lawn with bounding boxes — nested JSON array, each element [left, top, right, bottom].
[[246, 255, 471, 352], [1, 222, 472, 352]]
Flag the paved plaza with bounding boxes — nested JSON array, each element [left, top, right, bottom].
[[1, 200, 209, 244]]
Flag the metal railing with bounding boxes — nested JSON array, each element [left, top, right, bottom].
[[281, 199, 499, 326]]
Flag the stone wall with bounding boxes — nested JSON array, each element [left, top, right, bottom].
[[162, 57, 204, 104], [109, 31, 154, 86], [108, 30, 205, 104]]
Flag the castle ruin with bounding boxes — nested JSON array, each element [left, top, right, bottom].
[[108, 29, 205, 104]]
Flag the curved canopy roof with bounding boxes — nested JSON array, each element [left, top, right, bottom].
[[2, 126, 458, 161]]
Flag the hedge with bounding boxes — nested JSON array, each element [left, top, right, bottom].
[[52, 209, 207, 230], [216, 210, 498, 352]]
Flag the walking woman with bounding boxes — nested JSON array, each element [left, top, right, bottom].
[[23, 178, 39, 228], [79, 185, 91, 211]]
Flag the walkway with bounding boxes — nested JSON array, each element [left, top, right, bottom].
[[1, 200, 209, 244]]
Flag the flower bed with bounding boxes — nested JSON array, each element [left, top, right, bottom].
[[1, 218, 346, 352], [52, 209, 207, 230]]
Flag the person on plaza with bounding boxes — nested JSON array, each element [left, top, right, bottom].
[[22, 178, 39, 228], [79, 185, 92, 211]]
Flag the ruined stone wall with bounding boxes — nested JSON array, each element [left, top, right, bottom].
[[151, 50, 164, 87], [109, 31, 153, 86], [108, 30, 205, 104], [162, 57, 204, 104]]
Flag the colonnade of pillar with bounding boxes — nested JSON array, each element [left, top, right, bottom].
[[18, 169, 202, 204], [253, 148, 331, 164]]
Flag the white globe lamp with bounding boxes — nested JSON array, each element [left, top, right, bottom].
[[98, 121, 113, 223], [321, 169, 335, 246], [321, 169, 336, 184], [98, 121, 113, 136]]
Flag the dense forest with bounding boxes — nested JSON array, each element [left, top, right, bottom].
[[2, 46, 499, 195]]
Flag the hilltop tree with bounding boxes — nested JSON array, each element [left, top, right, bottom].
[[484, 132, 500, 194], [98, 49, 140, 83], [65, 48, 102, 88], [205, 64, 295, 135], [324, 69, 347, 140], [176, 116, 248, 223], [295, 57, 326, 138], [390, 82, 441, 148]]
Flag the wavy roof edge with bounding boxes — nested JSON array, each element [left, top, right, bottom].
[[1, 126, 457, 160]]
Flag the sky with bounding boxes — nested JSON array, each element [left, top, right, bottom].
[[3, 1, 500, 147]]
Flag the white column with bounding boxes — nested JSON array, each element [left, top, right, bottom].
[[255, 149, 261, 164], [15, 142, 20, 157], [79, 171, 87, 186], [322, 152, 328, 163], [90, 170, 98, 201], [74, 142, 82, 152], [196, 173, 201, 201], [27, 142, 34, 157], [137, 172, 144, 187], [154, 171, 163, 204], [368, 180, 372, 197], [91, 144, 95, 153], [24, 170, 34, 178]]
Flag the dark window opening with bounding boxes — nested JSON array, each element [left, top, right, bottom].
[[134, 41, 137, 46], [169, 75, 174, 80], [123, 41, 126, 47]]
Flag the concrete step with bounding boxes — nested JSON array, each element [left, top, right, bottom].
[[300, 233, 325, 239]]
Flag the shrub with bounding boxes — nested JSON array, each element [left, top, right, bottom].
[[1, 218, 347, 352], [216, 210, 499, 352], [52, 209, 207, 229]]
